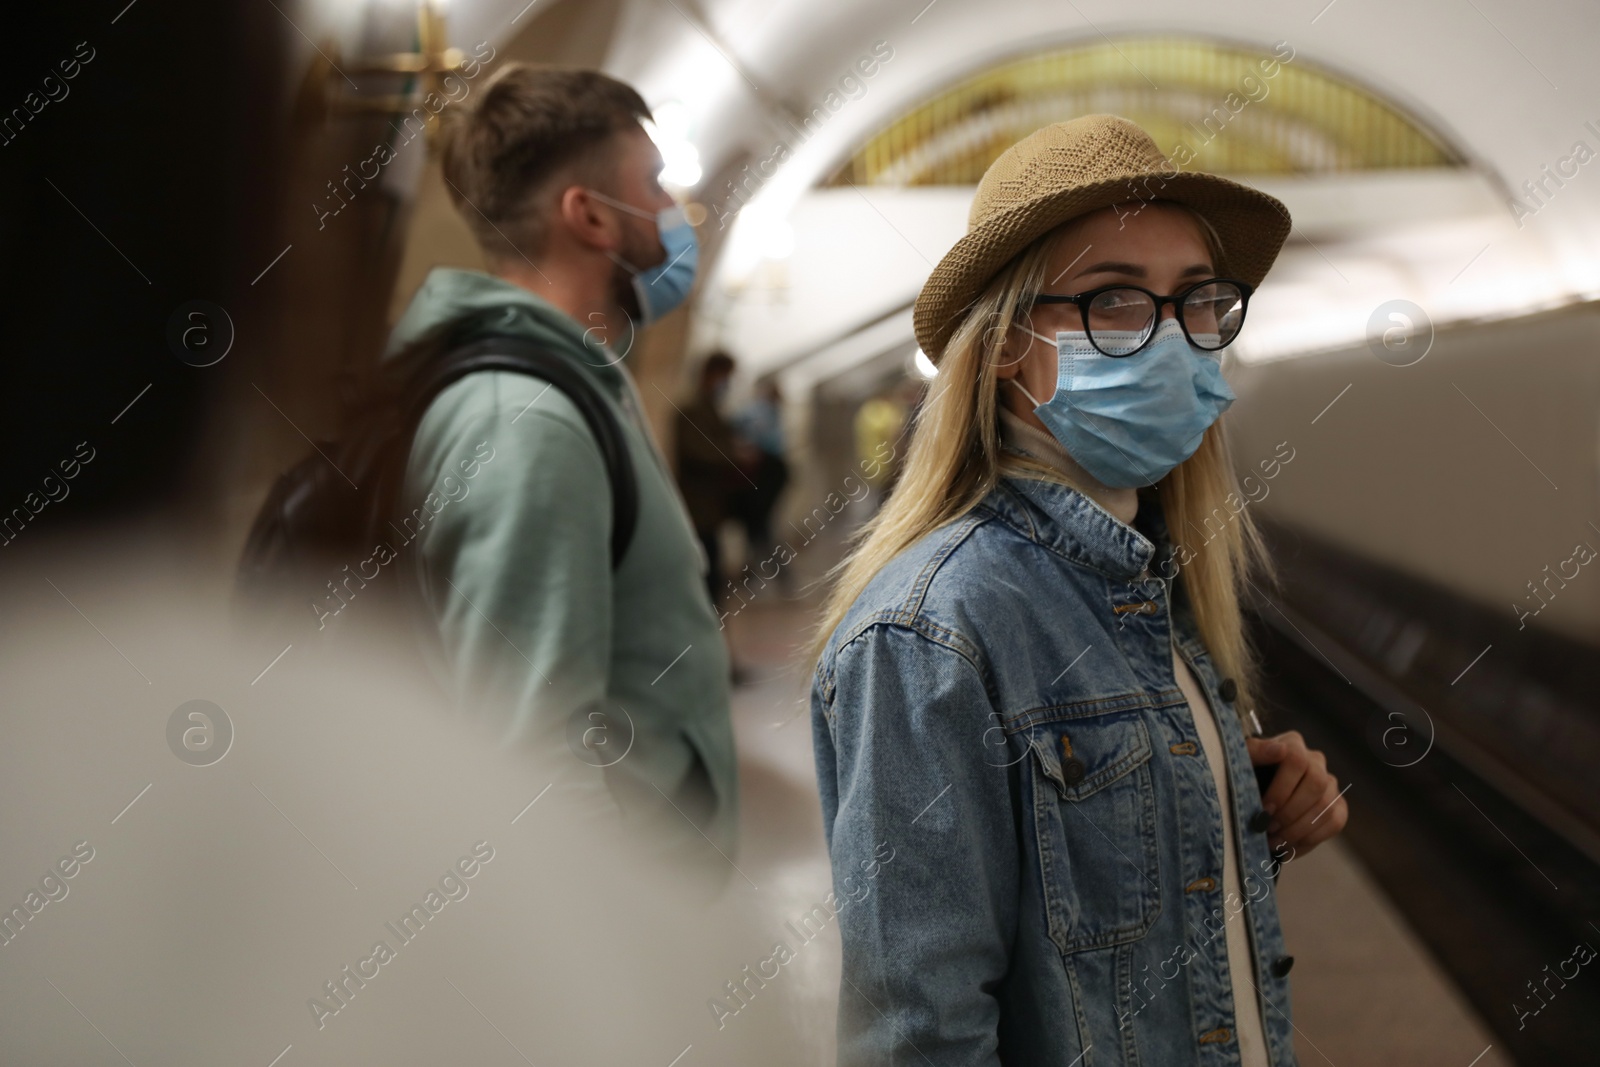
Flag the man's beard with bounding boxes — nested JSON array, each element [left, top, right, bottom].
[[609, 222, 663, 323], [610, 259, 643, 322]]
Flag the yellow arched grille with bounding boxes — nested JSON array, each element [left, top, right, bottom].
[[828, 38, 1463, 186]]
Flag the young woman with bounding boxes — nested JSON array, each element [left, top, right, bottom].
[[811, 115, 1348, 1066]]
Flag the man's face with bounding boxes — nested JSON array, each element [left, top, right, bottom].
[[704, 367, 731, 399], [605, 125, 674, 318]]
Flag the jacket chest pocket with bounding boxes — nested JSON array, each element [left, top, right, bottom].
[[1025, 709, 1161, 955]]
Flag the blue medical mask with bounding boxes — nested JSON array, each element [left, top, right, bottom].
[[591, 190, 699, 326], [1008, 317, 1235, 488]]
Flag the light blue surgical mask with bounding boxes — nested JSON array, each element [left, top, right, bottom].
[[1009, 317, 1235, 488], [591, 190, 699, 326]]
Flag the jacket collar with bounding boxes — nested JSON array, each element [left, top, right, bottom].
[[985, 474, 1162, 581], [986, 476, 1211, 657]]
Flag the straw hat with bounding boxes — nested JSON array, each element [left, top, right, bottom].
[[912, 114, 1292, 361]]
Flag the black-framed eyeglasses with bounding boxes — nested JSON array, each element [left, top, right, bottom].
[[1031, 277, 1254, 357]]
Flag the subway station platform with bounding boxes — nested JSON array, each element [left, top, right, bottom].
[[11, 1, 1600, 1061]]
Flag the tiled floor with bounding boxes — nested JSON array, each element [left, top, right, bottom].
[[722, 593, 1513, 1067]]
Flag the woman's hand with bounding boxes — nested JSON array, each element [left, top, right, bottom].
[[1246, 731, 1348, 857]]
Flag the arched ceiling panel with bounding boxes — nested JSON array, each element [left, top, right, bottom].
[[827, 37, 1465, 186]]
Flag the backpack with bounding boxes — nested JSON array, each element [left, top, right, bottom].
[[235, 331, 639, 638]]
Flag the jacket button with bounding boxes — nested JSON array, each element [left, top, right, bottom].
[[1272, 955, 1294, 978], [1218, 677, 1238, 702], [1062, 758, 1087, 785], [1249, 810, 1272, 834]]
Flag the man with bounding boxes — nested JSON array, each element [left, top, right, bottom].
[[382, 64, 736, 870], [731, 379, 791, 574], [674, 351, 743, 608]]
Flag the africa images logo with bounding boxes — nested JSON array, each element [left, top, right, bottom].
[[307, 841, 496, 1030]]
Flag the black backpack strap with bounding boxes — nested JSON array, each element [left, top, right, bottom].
[[395, 336, 640, 568]]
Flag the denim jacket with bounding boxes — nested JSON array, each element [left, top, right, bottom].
[[811, 473, 1299, 1066]]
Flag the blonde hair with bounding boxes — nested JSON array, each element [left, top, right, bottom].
[[813, 203, 1275, 719]]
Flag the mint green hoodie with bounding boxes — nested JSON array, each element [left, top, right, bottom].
[[384, 267, 737, 861]]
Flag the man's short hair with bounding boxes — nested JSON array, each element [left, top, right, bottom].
[[440, 64, 651, 262]]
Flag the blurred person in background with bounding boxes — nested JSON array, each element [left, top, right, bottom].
[[812, 116, 1348, 1066], [731, 379, 791, 584], [675, 351, 744, 607], [852, 377, 921, 509], [382, 64, 736, 873]]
